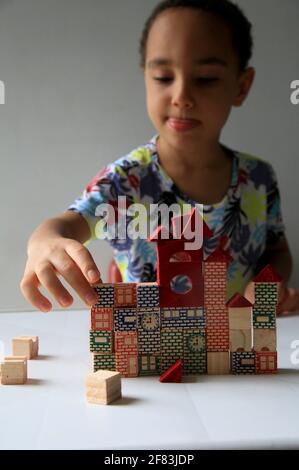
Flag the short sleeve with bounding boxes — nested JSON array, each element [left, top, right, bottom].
[[266, 164, 286, 246], [67, 164, 135, 246]]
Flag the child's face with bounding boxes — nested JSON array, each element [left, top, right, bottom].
[[143, 8, 254, 149]]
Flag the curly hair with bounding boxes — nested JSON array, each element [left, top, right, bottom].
[[139, 0, 253, 71]]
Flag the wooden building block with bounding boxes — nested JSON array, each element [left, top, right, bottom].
[[137, 283, 160, 308], [253, 329, 276, 352], [0, 357, 27, 385], [256, 351, 277, 374], [139, 355, 160, 376], [207, 352, 230, 375], [85, 370, 122, 405], [93, 353, 116, 372], [89, 330, 113, 353], [231, 352, 255, 375], [90, 307, 113, 331], [229, 329, 252, 352], [159, 360, 183, 383], [115, 352, 138, 377], [114, 283, 137, 308], [12, 336, 39, 359], [93, 284, 115, 308]]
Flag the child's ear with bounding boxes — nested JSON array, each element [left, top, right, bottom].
[[233, 67, 255, 107]]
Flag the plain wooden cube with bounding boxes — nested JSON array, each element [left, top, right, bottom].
[[85, 370, 122, 405], [12, 336, 39, 359], [207, 352, 230, 375], [0, 357, 27, 385]]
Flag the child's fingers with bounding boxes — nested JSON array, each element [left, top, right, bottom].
[[277, 288, 299, 315], [20, 271, 53, 313], [48, 252, 98, 306], [64, 240, 102, 284], [35, 261, 74, 308]]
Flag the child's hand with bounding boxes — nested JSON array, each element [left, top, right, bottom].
[[244, 281, 299, 316], [20, 237, 102, 312]]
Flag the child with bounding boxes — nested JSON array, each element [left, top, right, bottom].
[[21, 0, 299, 315]]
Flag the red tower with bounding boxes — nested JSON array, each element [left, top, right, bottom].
[[149, 208, 212, 308]]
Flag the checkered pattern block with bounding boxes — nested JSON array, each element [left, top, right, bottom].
[[160, 329, 184, 373], [183, 329, 207, 374], [89, 331, 113, 353], [254, 283, 278, 305], [253, 306, 276, 329], [231, 351, 255, 375], [114, 308, 137, 331], [204, 262, 227, 307], [137, 283, 160, 308], [93, 284, 114, 308], [161, 307, 205, 329], [93, 353, 116, 372]]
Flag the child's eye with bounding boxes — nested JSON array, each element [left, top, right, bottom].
[[153, 77, 219, 85]]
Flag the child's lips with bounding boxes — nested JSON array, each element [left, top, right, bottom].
[[167, 117, 200, 132]]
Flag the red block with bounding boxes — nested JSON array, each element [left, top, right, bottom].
[[159, 360, 183, 383]]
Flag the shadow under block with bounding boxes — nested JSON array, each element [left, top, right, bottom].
[[12, 336, 39, 359], [85, 370, 122, 405], [207, 352, 230, 375], [0, 357, 27, 385]]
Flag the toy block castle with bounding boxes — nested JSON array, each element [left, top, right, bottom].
[[89, 208, 281, 377]]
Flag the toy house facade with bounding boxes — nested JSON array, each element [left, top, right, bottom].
[[89, 209, 280, 377]]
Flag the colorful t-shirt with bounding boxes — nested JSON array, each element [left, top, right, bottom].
[[67, 134, 285, 300]]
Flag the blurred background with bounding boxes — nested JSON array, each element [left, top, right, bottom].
[[0, 0, 298, 312]]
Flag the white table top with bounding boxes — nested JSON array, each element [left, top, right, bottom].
[[0, 309, 299, 450]]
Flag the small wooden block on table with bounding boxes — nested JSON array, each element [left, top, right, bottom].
[[85, 370, 122, 405], [0, 356, 27, 385], [12, 336, 39, 359]]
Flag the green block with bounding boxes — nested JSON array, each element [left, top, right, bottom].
[[139, 355, 160, 376], [90, 330, 113, 353], [254, 283, 278, 305], [93, 353, 116, 372]]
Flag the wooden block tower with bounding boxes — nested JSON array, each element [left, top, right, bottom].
[[227, 294, 255, 374], [252, 265, 281, 374], [88, 208, 280, 378], [204, 248, 232, 375]]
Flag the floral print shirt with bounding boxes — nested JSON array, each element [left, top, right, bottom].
[[67, 134, 285, 300]]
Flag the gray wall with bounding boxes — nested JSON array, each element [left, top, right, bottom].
[[0, 0, 298, 312]]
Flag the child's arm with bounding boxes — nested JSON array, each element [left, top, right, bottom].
[[245, 236, 299, 315], [20, 211, 102, 312]]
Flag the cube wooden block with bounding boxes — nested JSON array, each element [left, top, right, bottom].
[[85, 370, 122, 405], [0, 356, 27, 385], [12, 336, 39, 359], [207, 352, 230, 375]]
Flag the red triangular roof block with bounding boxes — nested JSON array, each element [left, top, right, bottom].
[[227, 293, 252, 308], [159, 360, 183, 383], [253, 264, 282, 283], [206, 247, 233, 264]]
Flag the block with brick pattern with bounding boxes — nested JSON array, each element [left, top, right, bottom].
[[89, 208, 279, 378]]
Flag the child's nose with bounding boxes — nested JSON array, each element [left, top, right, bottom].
[[171, 81, 195, 108]]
